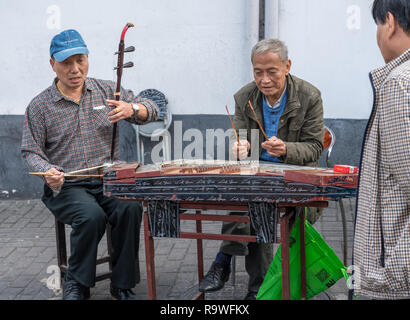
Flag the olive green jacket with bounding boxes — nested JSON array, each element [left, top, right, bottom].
[[232, 74, 324, 166]]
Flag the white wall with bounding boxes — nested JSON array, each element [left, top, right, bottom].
[[0, 0, 385, 119], [268, 0, 384, 119], [0, 0, 256, 116]]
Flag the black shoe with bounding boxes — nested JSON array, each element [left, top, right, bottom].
[[198, 262, 230, 292], [62, 277, 90, 300], [244, 291, 257, 300], [110, 284, 137, 300]]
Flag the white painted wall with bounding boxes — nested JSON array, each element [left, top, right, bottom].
[[267, 0, 384, 119], [0, 0, 256, 116], [0, 0, 384, 119]]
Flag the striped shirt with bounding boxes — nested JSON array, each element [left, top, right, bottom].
[[21, 77, 159, 174]]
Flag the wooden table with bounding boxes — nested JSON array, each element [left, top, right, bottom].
[[142, 200, 329, 300], [103, 160, 357, 300]]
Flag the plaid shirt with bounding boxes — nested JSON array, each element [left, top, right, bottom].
[[353, 49, 410, 299], [21, 77, 159, 175]]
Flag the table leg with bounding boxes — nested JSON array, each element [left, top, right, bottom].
[[196, 210, 205, 300], [144, 211, 157, 300], [280, 208, 291, 300], [300, 209, 307, 300]]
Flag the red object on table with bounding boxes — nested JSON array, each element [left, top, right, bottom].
[[333, 165, 359, 174]]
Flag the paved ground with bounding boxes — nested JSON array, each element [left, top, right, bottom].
[[0, 198, 357, 300]]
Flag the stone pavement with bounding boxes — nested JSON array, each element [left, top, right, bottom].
[[0, 198, 357, 300]]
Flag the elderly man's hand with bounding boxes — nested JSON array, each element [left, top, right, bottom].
[[232, 139, 250, 160], [261, 136, 287, 157], [44, 168, 65, 190]]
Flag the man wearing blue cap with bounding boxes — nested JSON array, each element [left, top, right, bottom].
[[21, 29, 159, 300]]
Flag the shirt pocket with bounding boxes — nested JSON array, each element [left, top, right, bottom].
[[46, 107, 78, 145], [91, 108, 112, 132]]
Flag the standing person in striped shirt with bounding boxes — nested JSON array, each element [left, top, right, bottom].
[[353, 0, 410, 299], [21, 29, 159, 300]]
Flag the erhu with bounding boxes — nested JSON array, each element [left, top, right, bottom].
[[110, 22, 135, 162]]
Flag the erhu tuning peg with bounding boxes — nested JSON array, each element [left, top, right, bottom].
[[114, 46, 135, 55], [123, 61, 134, 68], [124, 46, 135, 52], [113, 61, 134, 70]]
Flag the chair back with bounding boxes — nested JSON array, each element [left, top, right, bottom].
[[323, 126, 335, 167]]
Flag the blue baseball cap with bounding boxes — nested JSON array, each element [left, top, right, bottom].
[[50, 29, 89, 62]]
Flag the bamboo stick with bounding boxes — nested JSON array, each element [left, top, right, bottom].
[[247, 100, 269, 141], [225, 104, 239, 144], [29, 172, 103, 178], [66, 163, 112, 175]]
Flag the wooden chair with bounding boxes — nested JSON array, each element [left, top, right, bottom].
[[323, 126, 348, 266], [55, 219, 140, 284], [323, 126, 336, 167]]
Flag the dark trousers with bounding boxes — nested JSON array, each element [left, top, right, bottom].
[[42, 179, 142, 289], [219, 211, 274, 293], [219, 207, 322, 293]]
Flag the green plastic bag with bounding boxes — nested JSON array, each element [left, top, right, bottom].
[[257, 215, 346, 300]]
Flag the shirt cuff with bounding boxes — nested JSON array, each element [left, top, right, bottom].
[[134, 97, 159, 124]]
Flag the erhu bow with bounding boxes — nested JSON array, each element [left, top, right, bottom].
[[110, 22, 135, 162]]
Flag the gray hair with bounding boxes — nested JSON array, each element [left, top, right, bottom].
[[251, 39, 289, 63]]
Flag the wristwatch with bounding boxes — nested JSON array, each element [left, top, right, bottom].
[[131, 103, 140, 116]]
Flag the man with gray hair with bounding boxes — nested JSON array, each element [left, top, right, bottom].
[[199, 38, 324, 299]]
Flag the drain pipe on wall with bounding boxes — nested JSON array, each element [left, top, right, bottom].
[[259, 0, 265, 40]]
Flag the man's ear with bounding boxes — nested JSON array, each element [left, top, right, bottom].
[[50, 58, 55, 70], [385, 12, 398, 39], [285, 59, 292, 75]]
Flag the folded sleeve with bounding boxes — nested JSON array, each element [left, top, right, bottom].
[[121, 87, 160, 125]]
